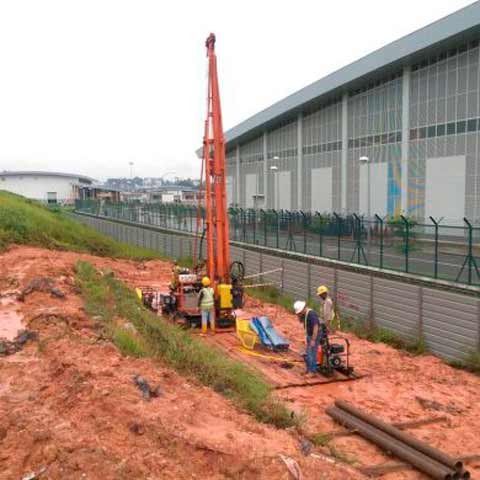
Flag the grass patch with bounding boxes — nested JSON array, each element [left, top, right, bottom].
[[328, 445, 357, 465], [75, 260, 298, 429], [340, 315, 427, 355], [310, 432, 357, 465], [311, 432, 332, 447], [113, 328, 146, 358], [0, 190, 160, 260], [246, 284, 296, 311], [449, 351, 480, 374]]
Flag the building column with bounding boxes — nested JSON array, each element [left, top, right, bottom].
[[297, 112, 303, 210], [235, 144, 241, 206], [341, 93, 348, 212], [401, 66, 411, 215], [263, 131, 268, 208]]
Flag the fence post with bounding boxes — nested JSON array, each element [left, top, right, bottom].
[[455, 217, 480, 285], [274, 209, 280, 249], [369, 274, 374, 329], [429, 216, 439, 279], [244, 208, 249, 242], [230, 208, 237, 241], [352, 213, 361, 264], [301, 211, 307, 254], [477, 300, 480, 353], [252, 209, 257, 244], [315, 212, 323, 257], [375, 214, 384, 269], [261, 209, 267, 247], [333, 212, 341, 260], [333, 267, 338, 304], [307, 263, 312, 302], [418, 286, 424, 341], [281, 258, 285, 293], [400, 215, 409, 273]]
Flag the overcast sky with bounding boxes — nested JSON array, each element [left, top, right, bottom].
[[0, 0, 475, 181]]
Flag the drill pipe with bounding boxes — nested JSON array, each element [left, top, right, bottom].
[[335, 399, 463, 473], [327, 407, 458, 480]]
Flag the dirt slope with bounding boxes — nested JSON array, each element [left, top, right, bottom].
[[85, 247, 480, 479], [0, 246, 361, 480]]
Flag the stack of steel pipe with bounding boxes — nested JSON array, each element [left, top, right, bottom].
[[326, 400, 470, 480]]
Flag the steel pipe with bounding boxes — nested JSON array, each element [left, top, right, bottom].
[[335, 399, 463, 473], [327, 407, 457, 480]]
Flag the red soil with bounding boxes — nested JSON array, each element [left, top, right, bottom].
[[1, 245, 479, 479], [0, 246, 359, 480]]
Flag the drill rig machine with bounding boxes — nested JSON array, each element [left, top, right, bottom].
[[157, 33, 244, 328]]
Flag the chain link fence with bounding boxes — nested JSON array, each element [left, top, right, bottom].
[[75, 200, 480, 286]]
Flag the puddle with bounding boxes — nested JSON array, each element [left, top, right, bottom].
[[0, 298, 24, 341]]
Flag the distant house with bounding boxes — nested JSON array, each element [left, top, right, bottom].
[[78, 185, 121, 203], [145, 186, 200, 204], [0, 171, 96, 204]]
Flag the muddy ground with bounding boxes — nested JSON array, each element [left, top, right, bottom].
[[1, 245, 479, 479], [0, 246, 360, 480]]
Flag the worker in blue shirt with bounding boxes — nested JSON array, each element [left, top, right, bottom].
[[294, 300, 326, 376]]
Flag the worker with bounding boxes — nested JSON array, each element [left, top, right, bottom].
[[198, 276, 215, 334], [293, 300, 326, 376], [317, 285, 335, 329]]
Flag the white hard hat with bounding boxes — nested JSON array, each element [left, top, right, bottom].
[[293, 300, 306, 314]]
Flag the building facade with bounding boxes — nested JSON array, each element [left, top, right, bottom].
[[222, 3, 480, 223], [0, 171, 95, 204]]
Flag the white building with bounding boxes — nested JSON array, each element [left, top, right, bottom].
[[145, 187, 200, 204], [0, 171, 95, 204]]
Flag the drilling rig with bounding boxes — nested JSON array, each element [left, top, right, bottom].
[[153, 33, 244, 328]]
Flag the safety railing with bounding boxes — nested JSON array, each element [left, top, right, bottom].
[[75, 200, 480, 286]]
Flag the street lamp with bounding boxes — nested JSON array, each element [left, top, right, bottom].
[[270, 163, 279, 210], [359, 156, 371, 255], [128, 162, 134, 191], [359, 156, 371, 219]]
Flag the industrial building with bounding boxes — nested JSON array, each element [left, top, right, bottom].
[[223, 3, 480, 223]]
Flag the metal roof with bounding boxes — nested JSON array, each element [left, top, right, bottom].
[[222, 1, 480, 147], [0, 170, 96, 183]]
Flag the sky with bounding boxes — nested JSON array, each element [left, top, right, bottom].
[[0, 0, 476, 181]]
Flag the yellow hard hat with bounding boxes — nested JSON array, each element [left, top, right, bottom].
[[202, 276, 211, 286], [317, 285, 328, 295]]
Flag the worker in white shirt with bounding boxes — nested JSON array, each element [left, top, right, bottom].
[[317, 285, 335, 329]]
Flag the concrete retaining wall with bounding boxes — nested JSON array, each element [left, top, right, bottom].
[[74, 213, 480, 362]]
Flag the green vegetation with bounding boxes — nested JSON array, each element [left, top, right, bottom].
[[0, 191, 159, 259], [328, 445, 357, 465], [75, 260, 298, 429], [113, 328, 147, 358], [246, 284, 295, 311], [311, 432, 332, 447], [449, 351, 480, 374], [310, 432, 357, 464], [246, 283, 320, 311], [340, 315, 427, 355]]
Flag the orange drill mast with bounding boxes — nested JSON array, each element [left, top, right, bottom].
[[203, 33, 231, 287]]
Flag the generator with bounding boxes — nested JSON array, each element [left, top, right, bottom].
[[317, 334, 353, 376]]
